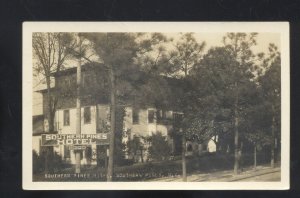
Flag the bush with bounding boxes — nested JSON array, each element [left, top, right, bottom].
[[33, 152, 277, 181], [147, 132, 171, 161], [33, 149, 68, 174], [117, 158, 135, 166], [33, 150, 44, 174], [51, 151, 66, 172]]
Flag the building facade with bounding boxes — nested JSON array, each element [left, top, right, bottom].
[[35, 63, 193, 165]]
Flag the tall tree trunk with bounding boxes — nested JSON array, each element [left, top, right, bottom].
[[140, 149, 144, 163], [45, 76, 53, 173], [96, 104, 99, 133], [239, 141, 243, 171], [211, 121, 218, 153], [105, 146, 108, 168], [44, 148, 49, 173], [182, 135, 187, 181], [181, 65, 188, 182], [254, 143, 257, 170], [75, 55, 82, 174], [271, 105, 275, 168], [45, 76, 54, 132], [276, 136, 280, 164], [107, 66, 116, 181], [234, 82, 239, 175], [115, 107, 125, 166]]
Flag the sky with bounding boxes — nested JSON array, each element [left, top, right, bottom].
[[32, 32, 281, 115], [164, 32, 280, 54]]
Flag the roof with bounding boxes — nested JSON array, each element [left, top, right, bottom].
[[36, 63, 106, 93], [37, 62, 185, 110], [50, 62, 106, 77]]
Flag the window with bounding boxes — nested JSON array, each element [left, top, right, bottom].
[[82, 73, 88, 88], [165, 111, 172, 119], [187, 144, 193, 152], [173, 113, 183, 122], [148, 110, 155, 123], [132, 108, 139, 124], [63, 109, 70, 126], [156, 109, 167, 123], [84, 107, 91, 124], [156, 110, 161, 123], [173, 113, 183, 127]]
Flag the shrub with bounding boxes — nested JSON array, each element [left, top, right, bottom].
[[147, 132, 171, 161], [33, 150, 44, 174], [33, 149, 67, 173]]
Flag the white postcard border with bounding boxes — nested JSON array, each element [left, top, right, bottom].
[[23, 22, 290, 190]]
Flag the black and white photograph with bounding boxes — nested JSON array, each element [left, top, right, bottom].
[[22, 22, 289, 190]]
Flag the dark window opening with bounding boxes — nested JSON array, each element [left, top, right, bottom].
[[84, 107, 91, 124], [187, 144, 193, 152], [173, 113, 183, 123], [148, 110, 155, 123], [64, 145, 70, 158], [63, 109, 70, 126], [157, 109, 167, 124], [156, 110, 162, 123], [132, 108, 140, 124]]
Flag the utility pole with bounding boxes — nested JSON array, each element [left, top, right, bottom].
[[75, 35, 82, 174]]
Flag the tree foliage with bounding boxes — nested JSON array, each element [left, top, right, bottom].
[[33, 32, 76, 131], [32, 32, 282, 176], [172, 33, 206, 76], [147, 132, 171, 161]]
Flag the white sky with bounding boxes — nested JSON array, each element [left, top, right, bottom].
[[164, 32, 280, 54]]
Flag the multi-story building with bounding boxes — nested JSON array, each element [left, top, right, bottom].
[[35, 63, 190, 165]]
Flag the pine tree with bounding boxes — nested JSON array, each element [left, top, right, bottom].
[[222, 33, 259, 174], [258, 44, 281, 167]]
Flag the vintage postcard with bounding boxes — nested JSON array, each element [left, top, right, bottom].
[[23, 22, 290, 190]]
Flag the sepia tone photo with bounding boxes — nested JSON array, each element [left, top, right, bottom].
[[23, 22, 289, 190]]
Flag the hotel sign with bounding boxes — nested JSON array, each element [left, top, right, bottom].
[[41, 133, 109, 146]]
